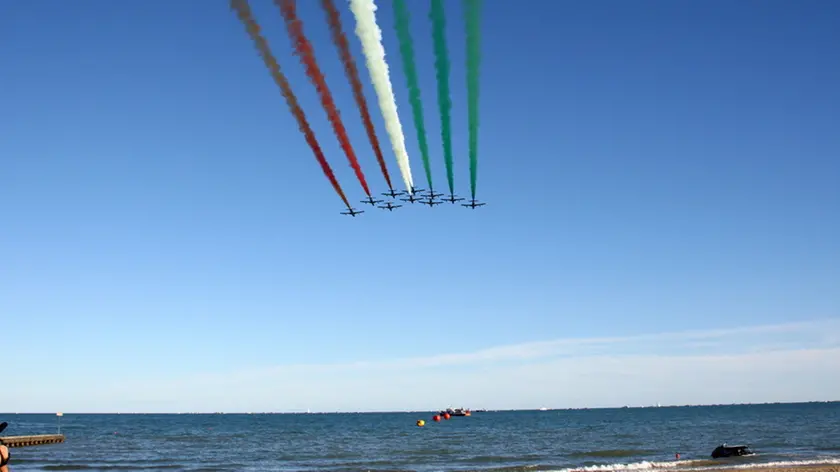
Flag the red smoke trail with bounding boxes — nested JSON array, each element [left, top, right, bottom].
[[277, 0, 372, 197], [231, 0, 351, 209], [321, 0, 393, 191]]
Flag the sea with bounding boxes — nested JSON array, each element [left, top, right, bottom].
[[3, 402, 839, 472]]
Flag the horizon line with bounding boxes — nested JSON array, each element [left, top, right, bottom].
[[3, 400, 838, 415]]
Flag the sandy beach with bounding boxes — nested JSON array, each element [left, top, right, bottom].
[[647, 465, 840, 472], [700, 467, 839, 472]]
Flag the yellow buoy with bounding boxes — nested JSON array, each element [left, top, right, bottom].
[[416, 419, 425, 427]]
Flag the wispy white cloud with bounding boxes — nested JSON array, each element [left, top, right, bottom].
[[7, 318, 839, 412], [254, 317, 840, 371]]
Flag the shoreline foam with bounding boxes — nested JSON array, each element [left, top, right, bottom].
[[557, 458, 840, 472]]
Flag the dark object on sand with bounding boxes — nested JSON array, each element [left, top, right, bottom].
[[711, 444, 754, 459]]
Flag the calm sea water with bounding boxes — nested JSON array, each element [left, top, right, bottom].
[[3, 403, 839, 472]]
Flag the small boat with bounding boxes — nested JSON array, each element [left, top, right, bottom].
[[440, 408, 471, 417], [711, 444, 754, 458]]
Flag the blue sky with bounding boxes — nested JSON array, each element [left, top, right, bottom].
[[1, 0, 838, 412]]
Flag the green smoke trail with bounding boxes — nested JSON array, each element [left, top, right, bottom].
[[429, 0, 454, 195], [464, 0, 481, 200], [393, 0, 434, 192]]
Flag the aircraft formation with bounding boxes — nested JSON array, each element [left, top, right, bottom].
[[231, 0, 485, 217], [341, 187, 485, 217]]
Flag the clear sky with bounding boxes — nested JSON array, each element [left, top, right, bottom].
[[1, 0, 838, 413]]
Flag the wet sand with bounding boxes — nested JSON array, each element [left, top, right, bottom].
[[697, 466, 839, 472]]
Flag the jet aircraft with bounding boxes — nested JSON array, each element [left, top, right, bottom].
[[461, 199, 486, 209], [443, 194, 465, 204], [340, 208, 365, 217], [361, 195, 384, 206], [423, 190, 445, 199], [378, 202, 402, 212], [400, 193, 422, 204], [420, 198, 444, 207], [381, 189, 405, 198]]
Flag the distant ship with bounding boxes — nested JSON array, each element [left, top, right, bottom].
[[539, 407, 549, 411]]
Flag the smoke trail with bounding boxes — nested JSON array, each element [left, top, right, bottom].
[[320, 0, 394, 192], [429, 0, 455, 195], [230, 0, 351, 209], [348, 0, 414, 192], [393, 0, 434, 192], [276, 0, 372, 197], [463, 0, 481, 200]]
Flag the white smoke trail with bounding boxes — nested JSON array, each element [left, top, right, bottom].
[[348, 0, 414, 191]]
